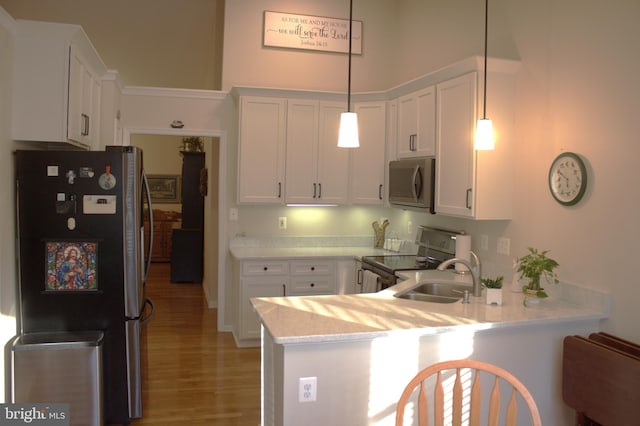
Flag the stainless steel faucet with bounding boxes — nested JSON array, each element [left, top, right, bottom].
[[437, 257, 482, 297]]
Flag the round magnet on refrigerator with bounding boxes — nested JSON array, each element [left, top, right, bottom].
[[67, 217, 76, 230]]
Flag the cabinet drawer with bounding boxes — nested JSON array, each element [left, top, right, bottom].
[[289, 260, 335, 275], [288, 277, 335, 295], [242, 261, 289, 276]]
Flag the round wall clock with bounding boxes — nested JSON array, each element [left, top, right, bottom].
[[548, 152, 587, 206]]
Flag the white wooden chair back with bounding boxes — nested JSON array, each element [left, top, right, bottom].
[[395, 359, 542, 426]]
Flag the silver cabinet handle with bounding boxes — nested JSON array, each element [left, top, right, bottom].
[[466, 188, 473, 209], [378, 184, 383, 200], [81, 113, 90, 136], [318, 183, 322, 199], [313, 183, 317, 198], [278, 182, 282, 198]]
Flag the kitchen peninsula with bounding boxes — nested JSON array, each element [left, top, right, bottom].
[[252, 269, 609, 426]]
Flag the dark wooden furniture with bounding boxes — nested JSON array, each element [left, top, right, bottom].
[[144, 210, 181, 262], [562, 333, 640, 425], [170, 229, 203, 283], [170, 152, 205, 282], [180, 151, 205, 229]]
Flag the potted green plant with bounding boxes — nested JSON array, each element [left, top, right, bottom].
[[181, 136, 203, 152], [516, 247, 559, 299], [481, 276, 503, 305]]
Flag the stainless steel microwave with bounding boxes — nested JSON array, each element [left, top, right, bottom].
[[388, 157, 435, 213]]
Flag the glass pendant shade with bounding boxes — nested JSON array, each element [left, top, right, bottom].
[[475, 118, 494, 150], [338, 112, 360, 148]]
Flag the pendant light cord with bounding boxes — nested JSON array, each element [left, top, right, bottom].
[[347, 0, 353, 113], [482, 0, 488, 119]]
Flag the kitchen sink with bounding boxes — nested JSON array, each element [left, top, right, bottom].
[[395, 283, 472, 304]]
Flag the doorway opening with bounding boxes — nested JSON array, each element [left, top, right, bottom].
[[124, 128, 227, 324]]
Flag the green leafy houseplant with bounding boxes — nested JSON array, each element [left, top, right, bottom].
[[181, 136, 203, 152], [516, 247, 559, 298], [481, 276, 503, 289]]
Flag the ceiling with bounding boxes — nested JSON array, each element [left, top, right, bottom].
[[0, 0, 225, 90]]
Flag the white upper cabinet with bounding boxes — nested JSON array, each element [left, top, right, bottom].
[[350, 101, 386, 205], [237, 96, 287, 204], [435, 73, 477, 217], [12, 20, 106, 150], [396, 86, 436, 158], [285, 100, 349, 205], [68, 45, 102, 147], [233, 56, 518, 214], [435, 60, 518, 219], [316, 102, 350, 204]]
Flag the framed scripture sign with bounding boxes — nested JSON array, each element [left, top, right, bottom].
[[263, 11, 362, 54]]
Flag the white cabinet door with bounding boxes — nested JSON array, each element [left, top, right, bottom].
[[240, 278, 286, 340], [316, 102, 350, 204], [68, 45, 100, 148], [12, 21, 106, 149], [285, 100, 319, 204], [238, 96, 287, 204], [285, 100, 348, 205], [435, 72, 477, 218], [397, 86, 436, 158], [336, 259, 358, 294], [351, 101, 386, 205]]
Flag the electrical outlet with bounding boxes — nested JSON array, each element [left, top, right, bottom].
[[497, 237, 511, 255], [278, 217, 287, 230], [298, 377, 317, 402], [407, 221, 413, 235], [480, 235, 489, 251]]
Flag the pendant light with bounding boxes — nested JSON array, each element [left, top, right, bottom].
[[337, 0, 359, 148], [475, 0, 494, 150]]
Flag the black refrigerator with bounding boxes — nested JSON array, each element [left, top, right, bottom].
[[15, 146, 154, 425]]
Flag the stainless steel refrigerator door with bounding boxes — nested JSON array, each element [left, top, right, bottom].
[[121, 147, 145, 318], [126, 297, 154, 419], [125, 317, 142, 419]]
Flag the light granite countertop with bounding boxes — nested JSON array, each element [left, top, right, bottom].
[[252, 269, 610, 345]]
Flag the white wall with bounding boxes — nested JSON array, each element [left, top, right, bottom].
[[222, 0, 397, 93], [222, 0, 640, 344], [130, 133, 183, 212], [0, 7, 17, 404]]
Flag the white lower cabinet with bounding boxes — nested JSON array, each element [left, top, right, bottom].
[[288, 260, 336, 296], [235, 259, 339, 346], [336, 260, 358, 294], [239, 277, 287, 341]]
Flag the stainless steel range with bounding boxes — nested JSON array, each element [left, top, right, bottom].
[[360, 226, 460, 290]]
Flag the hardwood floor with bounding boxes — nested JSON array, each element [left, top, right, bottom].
[[130, 263, 261, 426]]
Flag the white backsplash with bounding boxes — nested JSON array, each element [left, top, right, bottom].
[[230, 235, 376, 249]]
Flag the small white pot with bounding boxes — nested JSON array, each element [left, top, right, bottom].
[[485, 288, 503, 305]]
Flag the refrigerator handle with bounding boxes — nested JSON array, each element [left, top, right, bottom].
[[142, 171, 154, 284], [141, 297, 155, 325]]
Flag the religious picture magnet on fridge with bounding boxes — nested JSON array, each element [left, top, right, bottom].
[[45, 241, 98, 291]]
